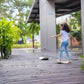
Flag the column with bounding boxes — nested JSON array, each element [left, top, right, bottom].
[[40, 0, 57, 55], [81, 0, 84, 55]]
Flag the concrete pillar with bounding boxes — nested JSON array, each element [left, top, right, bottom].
[[40, 0, 57, 55], [81, 0, 84, 55]]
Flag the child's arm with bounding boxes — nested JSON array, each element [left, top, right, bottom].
[[69, 34, 75, 41], [50, 33, 62, 38]]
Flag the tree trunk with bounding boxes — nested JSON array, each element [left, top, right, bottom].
[[32, 31, 34, 53], [22, 38, 24, 44], [1, 46, 4, 59], [32, 33, 34, 48], [1, 46, 9, 59], [3, 47, 9, 59]]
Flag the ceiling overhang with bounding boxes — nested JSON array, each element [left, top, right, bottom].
[[27, 0, 81, 23]]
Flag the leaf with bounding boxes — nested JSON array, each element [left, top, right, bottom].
[[80, 55, 83, 58]]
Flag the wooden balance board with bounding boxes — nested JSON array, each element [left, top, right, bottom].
[[39, 57, 49, 60]]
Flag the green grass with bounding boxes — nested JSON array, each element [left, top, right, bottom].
[[80, 55, 84, 71], [13, 43, 41, 48]]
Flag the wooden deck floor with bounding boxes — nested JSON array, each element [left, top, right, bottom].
[[0, 48, 84, 84]]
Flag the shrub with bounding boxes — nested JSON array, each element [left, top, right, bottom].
[[0, 18, 21, 59]]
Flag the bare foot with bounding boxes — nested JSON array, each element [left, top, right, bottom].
[[68, 60, 71, 63], [57, 60, 61, 63]]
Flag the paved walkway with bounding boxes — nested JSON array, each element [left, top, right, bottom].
[[0, 48, 84, 84]]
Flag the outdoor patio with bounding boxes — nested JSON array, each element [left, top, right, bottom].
[[0, 48, 84, 84]]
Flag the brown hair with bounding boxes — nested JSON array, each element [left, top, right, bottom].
[[61, 23, 71, 33]]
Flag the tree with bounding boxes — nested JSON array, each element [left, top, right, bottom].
[[15, 18, 29, 44], [0, 0, 33, 18], [0, 0, 34, 44], [71, 11, 81, 27], [28, 22, 40, 48], [0, 18, 21, 59], [70, 11, 82, 42]]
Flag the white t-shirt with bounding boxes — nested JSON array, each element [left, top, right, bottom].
[[61, 30, 69, 42]]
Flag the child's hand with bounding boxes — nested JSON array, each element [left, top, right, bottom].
[[72, 38, 75, 42], [49, 36, 54, 38]]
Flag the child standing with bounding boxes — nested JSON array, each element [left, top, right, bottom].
[[50, 23, 74, 63]]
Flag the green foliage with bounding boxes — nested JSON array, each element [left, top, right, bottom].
[[15, 18, 29, 43], [27, 22, 40, 48], [0, 18, 21, 59], [71, 11, 81, 27], [28, 22, 40, 37], [0, 0, 35, 45], [56, 24, 61, 48], [80, 55, 84, 58], [56, 24, 60, 34], [80, 55, 84, 71], [69, 19, 80, 31], [0, 0, 33, 18], [15, 21, 40, 44], [70, 29, 82, 41], [70, 11, 82, 42]]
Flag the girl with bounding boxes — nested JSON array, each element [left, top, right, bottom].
[[50, 23, 74, 63]]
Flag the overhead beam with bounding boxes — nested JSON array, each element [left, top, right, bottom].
[[56, 8, 80, 14], [29, 16, 39, 19], [56, 7, 80, 17], [55, 0, 79, 6], [27, 0, 81, 23], [56, 4, 80, 11], [33, 8, 39, 10]]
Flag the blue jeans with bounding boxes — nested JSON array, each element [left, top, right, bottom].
[[60, 40, 71, 60]]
